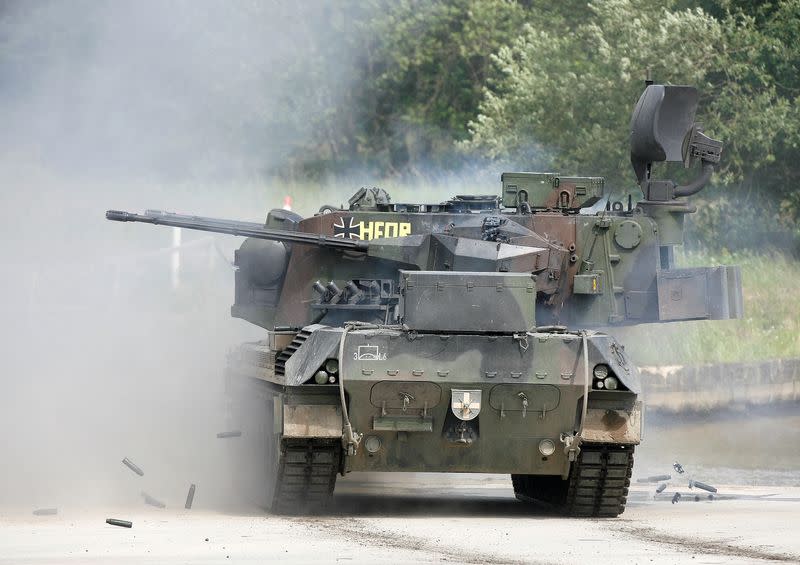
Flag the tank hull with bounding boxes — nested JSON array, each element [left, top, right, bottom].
[[227, 326, 641, 479]]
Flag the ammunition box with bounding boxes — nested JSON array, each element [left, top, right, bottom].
[[399, 270, 535, 332], [657, 265, 743, 321], [501, 172, 604, 209]]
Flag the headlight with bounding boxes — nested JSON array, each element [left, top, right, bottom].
[[593, 364, 610, 379], [364, 436, 382, 453], [538, 439, 556, 456], [604, 376, 619, 390], [324, 358, 339, 374]]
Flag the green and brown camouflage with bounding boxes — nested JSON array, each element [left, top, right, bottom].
[[106, 83, 741, 517]]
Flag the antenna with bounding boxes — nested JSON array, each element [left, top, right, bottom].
[[629, 84, 722, 201]]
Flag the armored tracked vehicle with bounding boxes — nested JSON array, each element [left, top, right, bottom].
[[107, 84, 742, 516]]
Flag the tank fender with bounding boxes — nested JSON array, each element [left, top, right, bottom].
[[582, 401, 642, 445], [283, 405, 343, 438], [285, 325, 344, 386]]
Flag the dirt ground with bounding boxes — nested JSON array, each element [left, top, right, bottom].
[[2, 476, 798, 564], [3, 405, 800, 564]]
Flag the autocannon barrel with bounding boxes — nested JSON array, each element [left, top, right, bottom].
[[105, 209, 368, 251], [144, 209, 265, 230]]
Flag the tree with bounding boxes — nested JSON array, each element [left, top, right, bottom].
[[346, 0, 531, 176], [464, 0, 800, 207]]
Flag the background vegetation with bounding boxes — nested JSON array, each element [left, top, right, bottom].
[[3, 0, 798, 250], [248, 0, 800, 253], [2, 0, 798, 364]]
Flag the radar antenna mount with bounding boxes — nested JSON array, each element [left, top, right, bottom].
[[629, 84, 722, 201]]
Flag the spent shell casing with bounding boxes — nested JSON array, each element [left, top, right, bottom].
[[655, 483, 667, 494], [106, 518, 132, 528], [671, 492, 681, 504], [637, 474, 671, 483], [216, 430, 242, 439], [122, 457, 144, 476], [689, 479, 717, 493], [32, 508, 58, 516], [141, 492, 165, 508], [185, 484, 196, 509]]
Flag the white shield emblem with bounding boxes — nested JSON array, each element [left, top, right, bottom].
[[451, 389, 482, 421]]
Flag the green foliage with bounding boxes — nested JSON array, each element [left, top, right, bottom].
[[318, 0, 535, 176], [372, 0, 526, 136], [4, 1, 798, 244], [466, 1, 721, 182], [465, 2, 798, 194], [255, 0, 800, 249]]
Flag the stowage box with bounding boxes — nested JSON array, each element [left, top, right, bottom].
[[656, 265, 743, 321], [399, 270, 536, 332], [501, 172, 604, 209]]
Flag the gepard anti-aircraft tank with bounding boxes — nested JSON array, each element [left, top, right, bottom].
[[107, 84, 742, 517]]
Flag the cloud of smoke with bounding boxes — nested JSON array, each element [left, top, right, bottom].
[[0, 0, 368, 510], [0, 0, 369, 183], [3, 0, 790, 517]]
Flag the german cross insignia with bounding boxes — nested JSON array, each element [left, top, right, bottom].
[[333, 216, 361, 239]]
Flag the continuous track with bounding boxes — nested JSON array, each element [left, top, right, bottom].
[[227, 375, 341, 515], [512, 444, 634, 517], [271, 439, 341, 515]]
